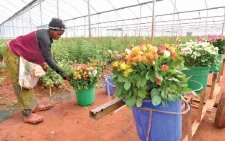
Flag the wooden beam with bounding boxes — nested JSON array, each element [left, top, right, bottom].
[[209, 73, 218, 99], [217, 59, 225, 83], [89, 98, 125, 120], [197, 89, 205, 121]]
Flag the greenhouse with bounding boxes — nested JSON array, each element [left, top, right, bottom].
[[0, 0, 225, 141]]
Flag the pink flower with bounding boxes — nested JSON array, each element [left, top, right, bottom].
[[115, 54, 121, 59]]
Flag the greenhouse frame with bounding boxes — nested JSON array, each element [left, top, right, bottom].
[[0, 0, 225, 39]]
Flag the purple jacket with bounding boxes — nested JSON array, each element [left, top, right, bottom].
[[9, 31, 45, 65]]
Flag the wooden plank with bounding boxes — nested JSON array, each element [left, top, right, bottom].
[[89, 98, 125, 120], [217, 59, 225, 83], [209, 73, 218, 99], [186, 103, 192, 141], [197, 89, 205, 121], [183, 83, 221, 141]]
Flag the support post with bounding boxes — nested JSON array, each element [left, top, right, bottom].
[[39, 0, 43, 25], [197, 89, 205, 121], [87, 0, 91, 38], [222, 7, 225, 36], [151, 0, 156, 44], [217, 59, 225, 83], [209, 73, 217, 99], [57, 0, 59, 18]]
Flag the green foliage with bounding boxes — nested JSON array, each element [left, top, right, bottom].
[[0, 40, 8, 59], [40, 60, 72, 87], [212, 39, 225, 54]]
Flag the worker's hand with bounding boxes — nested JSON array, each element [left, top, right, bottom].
[[41, 62, 48, 72]]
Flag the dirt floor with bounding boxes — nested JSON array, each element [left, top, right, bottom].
[[1, 66, 225, 141]]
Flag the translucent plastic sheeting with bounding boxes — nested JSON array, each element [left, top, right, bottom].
[[0, 0, 225, 38]]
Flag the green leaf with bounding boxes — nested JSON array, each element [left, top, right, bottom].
[[136, 98, 143, 107], [118, 75, 128, 82], [170, 84, 177, 91], [146, 70, 155, 82], [146, 71, 151, 80], [124, 82, 131, 90], [161, 91, 167, 98], [138, 63, 146, 70], [152, 96, 162, 106], [141, 78, 147, 87], [168, 94, 177, 102], [116, 88, 122, 97], [126, 96, 136, 107], [141, 71, 147, 77], [172, 78, 180, 82], [151, 88, 159, 98], [138, 89, 146, 98], [155, 71, 162, 78], [136, 77, 141, 88], [182, 87, 191, 93]]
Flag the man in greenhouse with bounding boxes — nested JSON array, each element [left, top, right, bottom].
[[3, 18, 70, 124]]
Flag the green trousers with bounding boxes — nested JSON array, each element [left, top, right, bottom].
[[3, 44, 37, 116]]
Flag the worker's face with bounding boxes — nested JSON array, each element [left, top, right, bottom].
[[50, 30, 64, 40]]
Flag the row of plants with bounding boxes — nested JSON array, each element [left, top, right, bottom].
[[0, 36, 213, 91]]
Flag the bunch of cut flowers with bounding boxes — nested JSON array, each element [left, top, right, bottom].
[[70, 62, 101, 91]]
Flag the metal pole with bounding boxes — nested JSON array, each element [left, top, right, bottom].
[[222, 8, 225, 36], [204, 0, 208, 36], [0, 26, 1, 39], [39, 0, 43, 25], [29, 5, 32, 32], [73, 20, 76, 37], [22, 14, 24, 35], [139, 4, 142, 37], [12, 20, 15, 38], [84, 17, 86, 37], [116, 10, 118, 36], [87, 0, 91, 38], [172, 0, 176, 36], [3, 23, 6, 38], [57, 0, 59, 18], [151, 0, 156, 44], [16, 19, 19, 36], [98, 14, 100, 37]]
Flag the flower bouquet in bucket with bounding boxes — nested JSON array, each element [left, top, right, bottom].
[[70, 62, 101, 106], [112, 44, 192, 141], [178, 40, 218, 94], [197, 35, 224, 72]]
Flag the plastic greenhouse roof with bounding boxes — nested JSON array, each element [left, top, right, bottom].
[[0, 0, 225, 37]]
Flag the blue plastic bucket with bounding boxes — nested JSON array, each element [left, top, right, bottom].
[[103, 74, 115, 96], [132, 100, 182, 141]]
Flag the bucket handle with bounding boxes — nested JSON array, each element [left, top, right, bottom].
[[105, 75, 116, 88], [188, 79, 203, 92], [105, 75, 116, 99]]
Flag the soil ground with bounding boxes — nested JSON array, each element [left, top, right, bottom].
[[0, 65, 225, 141]]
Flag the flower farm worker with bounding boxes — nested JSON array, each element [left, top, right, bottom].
[[3, 18, 70, 124]]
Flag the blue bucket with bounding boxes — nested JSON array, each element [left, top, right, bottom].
[[132, 100, 182, 141], [103, 74, 115, 96]]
